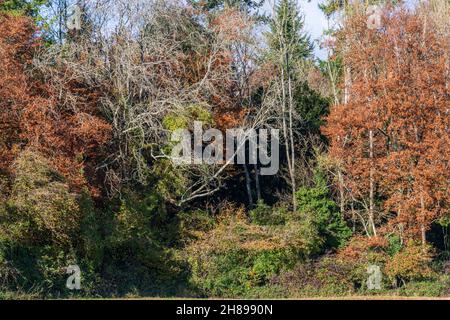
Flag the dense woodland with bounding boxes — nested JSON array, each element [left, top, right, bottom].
[[0, 0, 448, 299]]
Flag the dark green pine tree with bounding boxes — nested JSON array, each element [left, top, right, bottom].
[[266, 0, 329, 136], [318, 0, 348, 18], [296, 169, 352, 251], [0, 0, 47, 17], [188, 0, 265, 13], [267, 0, 314, 62]]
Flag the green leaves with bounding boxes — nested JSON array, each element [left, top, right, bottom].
[[163, 105, 214, 132], [188, 0, 265, 13], [0, 0, 47, 18], [7, 150, 80, 246], [296, 169, 352, 252]]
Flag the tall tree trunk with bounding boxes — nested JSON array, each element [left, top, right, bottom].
[[280, 61, 296, 212], [421, 224, 427, 248], [420, 191, 427, 248], [351, 202, 356, 233], [344, 66, 351, 105], [287, 64, 297, 212], [340, 66, 351, 216], [338, 170, 345, 214], [369, 129, 377, 236], [415, 125, 427, 249], [254, 165, 262, 201], [244, 164, 253, 207]]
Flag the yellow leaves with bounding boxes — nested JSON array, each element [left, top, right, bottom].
[[8, 149, 81, 246], [385, 241, 435, 281], [186, 204, 308, 258]]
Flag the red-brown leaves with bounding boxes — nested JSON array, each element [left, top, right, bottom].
[[323, 6, 449, 241], [0, 13, 111, 196], [0, 13, 35, 170]]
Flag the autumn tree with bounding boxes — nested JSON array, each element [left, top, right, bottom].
[[0, 8, 111, 196], [323, 2, 449, 244], [33, 0, 272, 207], [0, 12, 35, 172]]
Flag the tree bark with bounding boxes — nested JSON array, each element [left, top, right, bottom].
[[338, 169, 345, 214], [420, 191, 427, 248], [287, 60, 297, 212], [244, 164, 253, 207], [280, 60, 296, 212], [369, 129, 377, 237], [254, 165, 262, 201]]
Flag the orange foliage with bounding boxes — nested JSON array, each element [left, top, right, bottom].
[[338, 236, 388, 261], [385, 241, 435, 281], [323, 6, 449, 242], [0, 13, 111, 196], [0, 13, 35, 171]]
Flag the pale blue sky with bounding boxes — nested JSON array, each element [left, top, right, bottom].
[[300, 0, 329, 60]]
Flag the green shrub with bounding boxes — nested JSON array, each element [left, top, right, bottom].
[[251, 250, 296, 284], [398, 278, 448, 297], [35, 246, 77, 295], [0, 150, 93, 297], [249, 201, 285, 226], [99, 190, 192, 297], [295, 169, 352, 252], [272, 257, 357, 298], [386, 241, 435, 284], [189, 247, 295, 298], [387, 235, 403, 256], [186, 208, 305, 298], [177, 210, 215, 243], [6, 150, 81, 245]]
